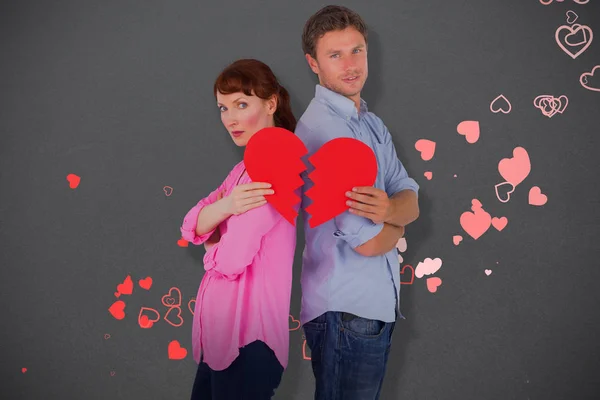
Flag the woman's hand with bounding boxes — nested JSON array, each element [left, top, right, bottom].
[[221, 182, 274, 216]]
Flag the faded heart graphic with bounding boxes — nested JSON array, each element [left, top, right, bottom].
[[187, 298, 196, 315], [485, 269, 493, 276], [566, 10, 578, 24], [490, 95, 512, 114], [580, 65, 600, 92], [108, 300, 126, 320], [533, 95, 568, 118], [305, 138, 377, 228], [22, 368, 27, 373], [395, 237, 407, 252], [555, 24, 593, 59], [492, 217, 508, 231], [168, 340, 187, 360], [66, 173, 81, 189], [400, 264, 415, 285], [498, 147, 531, 187], [177, 238, 189, 247], [415, 139, 436, 161], [426, 277, 442, 293], [138, 307, 160, 328], [453, 235, 463, 246], [529, 186, 548, 206], [244, 127, 308, 226], [104, 333, 111, 340], [460, 199, 492, 240], [456, 121, 480, 143], [424, 171, 433, 180], [164, 306, 184, 327], [163, 186, 173, 196], [161, 287, 182, 307], [289, 315, 301, 331]]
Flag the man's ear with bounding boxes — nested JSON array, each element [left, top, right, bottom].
[[305, 53, 320, 75]]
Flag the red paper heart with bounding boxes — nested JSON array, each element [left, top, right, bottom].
[[244, 127, 308, 226], [305, 138, 377, 228]]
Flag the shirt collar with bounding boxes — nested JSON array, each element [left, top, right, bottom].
[[314, 84, 368, 120]]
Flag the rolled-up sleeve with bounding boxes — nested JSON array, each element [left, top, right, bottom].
[[180, 180, 229, 245], [203, 202, 284, 280], [381, 124, 419, 197], [333, 212, 384, 249]]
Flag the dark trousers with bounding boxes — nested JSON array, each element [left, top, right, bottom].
[[303, 311, 396, 400], [190, 340, 283, 400]]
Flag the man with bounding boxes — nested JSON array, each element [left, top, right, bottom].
[[296, 5, 420, 400]]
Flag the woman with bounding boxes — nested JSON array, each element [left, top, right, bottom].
[[180, 59, 297, 399]]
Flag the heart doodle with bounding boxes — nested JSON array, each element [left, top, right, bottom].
[[66, 173, 81, 189], [138, 307, 160, 328], [460, 199, 492, 240], [533, 95, 568, 118], [456, 120, 480, 143], [529, 186, 548, 206], [498, 147, 531, 187], [415, 139, 436, 161], [161, 287, 182, 307], [555, 24, 593, 59], [490, 95, 512, 114], [400, 264, 415, 285], [289, 315, 301, 331], [188, 298, 196, 315], [168, 340, 187, 360], [108, 300, 126, 320], [580, 65, 600, 92]]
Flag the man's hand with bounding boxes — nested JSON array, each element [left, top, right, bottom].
[[345, 186, 392, 224]]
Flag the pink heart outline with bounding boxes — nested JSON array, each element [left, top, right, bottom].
[[495, 182, 515, 203], [555, 24, 594, 59], [490, 95, 512, 114], [566, 10, 579, 25], [579, 65, 600, 92]]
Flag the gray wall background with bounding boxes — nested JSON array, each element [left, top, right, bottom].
[[1, 0, 599, 399]]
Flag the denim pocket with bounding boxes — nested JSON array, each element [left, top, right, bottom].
[[341, 314, 386, 338]]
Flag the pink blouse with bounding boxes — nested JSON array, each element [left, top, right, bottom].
[[180, 161, 297, 371]]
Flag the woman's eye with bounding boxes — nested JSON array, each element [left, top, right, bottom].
[[219, 106, 227, 112], [238, 102, 247, 109]]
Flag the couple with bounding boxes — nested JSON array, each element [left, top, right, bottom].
[[180, 5, 420, 400]]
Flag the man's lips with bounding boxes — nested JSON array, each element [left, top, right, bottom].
[[342, 75, 360, 83]]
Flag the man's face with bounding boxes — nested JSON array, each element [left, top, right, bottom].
[[306, 26, 368, 106]]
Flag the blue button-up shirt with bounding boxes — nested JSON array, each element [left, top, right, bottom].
[[296, 84, 419, 325]]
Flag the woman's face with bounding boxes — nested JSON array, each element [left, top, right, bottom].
[[216, 91, 277, 147]]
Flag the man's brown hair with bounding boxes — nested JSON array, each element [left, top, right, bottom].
[[301, 5, 368, 60]]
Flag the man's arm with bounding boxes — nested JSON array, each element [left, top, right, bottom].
[[354, 223, 405, 257], [386, 189, 419, 228]]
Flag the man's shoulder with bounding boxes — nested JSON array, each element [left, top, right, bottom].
[[297, 98, 348, 135]]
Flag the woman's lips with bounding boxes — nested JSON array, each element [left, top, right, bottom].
[[231, 131, 244, 137]]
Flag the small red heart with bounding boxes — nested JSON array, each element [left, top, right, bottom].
[[305, 138, 377, 228], [116, 275, 133, 296], [168, 340, 188, 360], [244, 127, 308, 226], [177, 238, 189, 247], [400, 264, 415, 285], [139, 277, 153, 290], [66, 173, 81, 189], [21, 368, 27, 373], [163, 186, 173, 196], [110, 371, 116, 376], [104, 333, 111, 339], [108, 300, 126, 320]]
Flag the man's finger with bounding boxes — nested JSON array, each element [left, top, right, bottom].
[[347, 200, 377, 213], [346, 192, 379, 206], [350, 186, 379, 195]]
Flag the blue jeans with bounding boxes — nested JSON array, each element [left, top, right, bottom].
[[303, 311, 396, 400], [190, 340, 283, 400]]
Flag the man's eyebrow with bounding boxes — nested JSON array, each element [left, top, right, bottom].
[[217, 96, 244, 106], [325, 44, 365, 54]]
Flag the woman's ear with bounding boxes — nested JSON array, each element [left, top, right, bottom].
[[266, 94, 278, 116]]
